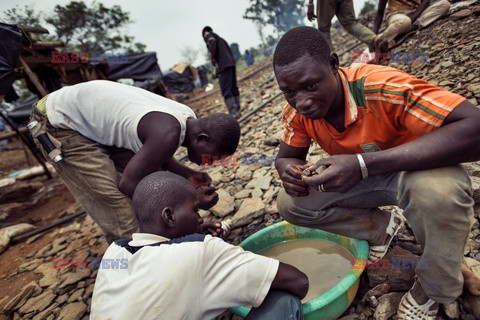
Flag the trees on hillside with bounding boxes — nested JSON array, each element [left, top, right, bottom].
[[243, 0, 305, 43], [359, 0, 376, 17], [1, 1, 146, 53]]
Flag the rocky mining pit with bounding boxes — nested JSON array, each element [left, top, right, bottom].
[[1, 2, 480, 319]]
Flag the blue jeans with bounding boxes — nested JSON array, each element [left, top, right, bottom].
[[245, 290, 302, 320]]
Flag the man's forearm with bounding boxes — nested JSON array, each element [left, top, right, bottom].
[[363, 117, 480, 176], [163, 158, 196, 178], [409, 0, 430, 23]]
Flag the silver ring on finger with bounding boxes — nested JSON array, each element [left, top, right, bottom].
[[319, 184, 326, 192]]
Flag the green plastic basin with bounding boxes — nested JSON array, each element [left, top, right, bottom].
[[230, 221, 369, 320]]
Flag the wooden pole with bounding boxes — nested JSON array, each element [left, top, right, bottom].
[[0, 113, 52, 179], [18, 25, 49, 34], [31, 41, 64, 50], [0, 127, 28, 141], [18, 57, 48, 97]]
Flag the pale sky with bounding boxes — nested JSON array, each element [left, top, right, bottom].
[[1, 0, 368, 70]]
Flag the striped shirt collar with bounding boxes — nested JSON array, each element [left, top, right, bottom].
[[339, 68, 358, 126]]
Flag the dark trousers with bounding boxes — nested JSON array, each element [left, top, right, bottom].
[[245, 290, 303, 320], [218, 66, 239, 99]]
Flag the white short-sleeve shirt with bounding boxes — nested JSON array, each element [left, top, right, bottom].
[[90, 233, 279, 320], [45, 80, 197, 152]]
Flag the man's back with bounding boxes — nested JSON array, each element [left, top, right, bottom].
[[91, 233, 278, 320], [46, 80, 196, 152]]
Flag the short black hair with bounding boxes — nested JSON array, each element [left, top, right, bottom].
[[198, 113, 240, 155], [273, 26, 331, 67], [202, 26, 213, 37], [133, 171, 195, 229]]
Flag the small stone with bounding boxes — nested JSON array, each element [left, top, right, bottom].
[[210, 189, 235, 217], [18, 290, 56, 315], [467, 84, 480, 95], [37, 244, 53, 258], [56, 294, 68, 305], [440, 59, 454, 68], [234, 189, 251, 199], [265, 204, 278, 215], [373, 292, 404, 320], [32, 302, 59, 320], [366, 295, 378, 307], [3, 281, 42, 315], [263, 186, 279, 203], [36, 263, 60, 288], [57, 268, 92, 294], [57, 302, 87, 320], [236, 167, 252, 181], [25, 233, 43, 245], [431, 64, 441, 73], [451, 9, 471, 19], [361, 283, 390, 304], [231, 198, 266, 228], [18, 259, 43, 273], [251, 188, 263, 198], [67, 288, 85, 302], [245, 176, 272, 190], [443, 301, 460, 319]]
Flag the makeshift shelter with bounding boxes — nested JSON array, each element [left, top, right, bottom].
[[0, 23, 168, 177], [162, 62, 197, 93], [106, 52, 167, 97], [0, 23, 168, 127]]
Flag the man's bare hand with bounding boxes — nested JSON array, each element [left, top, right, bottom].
[[196, 185, 219, 210], [201, 221, 223, 237], [280, 163, 310, 197], [302, 155, 362, 193], [188, 171, 212, 189], [307, 2, 316, 21]]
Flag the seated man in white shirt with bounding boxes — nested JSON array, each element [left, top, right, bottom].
[[90, 171, 309, 320]]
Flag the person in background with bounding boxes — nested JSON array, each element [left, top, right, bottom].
[[307, 0, 377, 51], [91, 171, 309, 320], [373, 0, 450, 51], [202, 26, 241, 119], [245, 49, 254, 66]]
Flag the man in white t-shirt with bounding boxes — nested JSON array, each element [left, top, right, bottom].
[[30, 80, 240, 243], [91, 171, 308, 320]]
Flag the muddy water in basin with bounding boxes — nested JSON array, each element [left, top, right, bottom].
[[259, 239, 353, 302]]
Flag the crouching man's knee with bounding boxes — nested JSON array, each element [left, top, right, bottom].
[[277, 189, 322, 227]]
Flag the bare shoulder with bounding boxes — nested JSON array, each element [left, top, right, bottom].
[[137, 111, 181, 144]]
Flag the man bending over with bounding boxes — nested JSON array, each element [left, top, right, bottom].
[[29, 80, 240, 242]]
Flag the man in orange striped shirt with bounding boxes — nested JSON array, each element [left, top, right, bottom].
[[273, 27, 480, 319]]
